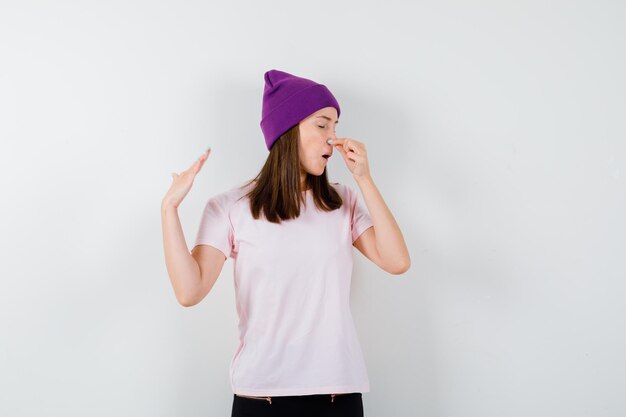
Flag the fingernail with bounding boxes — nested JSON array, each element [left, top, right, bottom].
[[206, 146, 211, 152], [326, 139, 333, 143]]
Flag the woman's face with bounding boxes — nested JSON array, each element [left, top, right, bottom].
[[297, 107, 338, 184]]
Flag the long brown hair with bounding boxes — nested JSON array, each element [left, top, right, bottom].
[[241, 124, 344, 223]]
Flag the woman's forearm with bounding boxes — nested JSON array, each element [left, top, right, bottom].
[[355, 175, 411, 273], [161, 203, 202, 306]]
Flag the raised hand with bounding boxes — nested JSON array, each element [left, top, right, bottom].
[[162, 148, 211, 209]]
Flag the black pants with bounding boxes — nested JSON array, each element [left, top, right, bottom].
[[231, 392, 364, 417]]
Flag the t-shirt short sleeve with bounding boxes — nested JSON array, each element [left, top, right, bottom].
[[193, 194, 234, 259], [347, 185, 374, 243]]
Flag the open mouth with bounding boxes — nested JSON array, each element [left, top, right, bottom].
[[322, 154, 330, 159]]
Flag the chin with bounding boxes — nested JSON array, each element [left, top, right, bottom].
[[305, 165, 326, 177]]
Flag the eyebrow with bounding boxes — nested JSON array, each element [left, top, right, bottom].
[[316, 116, 339, 124]]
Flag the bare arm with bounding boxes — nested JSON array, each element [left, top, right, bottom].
[[355, 176, 410, 274], [161, 148, 226, 306], [330, 137, 410, 274], [161, 203, 202, 306]]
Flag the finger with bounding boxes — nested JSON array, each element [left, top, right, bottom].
[[189, 149, 210, 173], [187, 160, 199, 174], [342, 140, 354, 155], [332, 141, 350, 153], [330, 138, 348, 149], [197, 149, 211, 171], [191, 158, 204, 175], [346, 151, 358, 161], [345, 139, 363, 155], [337, 147, 350, 163], [333, 138, 359, 155]]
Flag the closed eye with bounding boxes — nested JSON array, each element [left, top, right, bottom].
[[318, 125, 336, 133]]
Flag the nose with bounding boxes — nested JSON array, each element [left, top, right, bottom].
[[324, 131, 337, 150]]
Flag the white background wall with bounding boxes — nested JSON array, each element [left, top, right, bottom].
[[1, 1, 624, 416]]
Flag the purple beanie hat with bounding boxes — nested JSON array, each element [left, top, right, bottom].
[[260, 69, 341, 151]]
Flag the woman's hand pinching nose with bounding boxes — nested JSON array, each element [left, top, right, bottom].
[[327, 137, 371, 180]]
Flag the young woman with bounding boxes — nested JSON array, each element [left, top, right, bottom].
[[161, 69, 410, 417]]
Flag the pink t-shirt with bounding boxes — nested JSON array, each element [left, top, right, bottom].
[[193, 180, 374, 396]]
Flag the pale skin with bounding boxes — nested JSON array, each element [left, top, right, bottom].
[[162, 107, 409, 307], [298, 107, 411, 274], [161, 108, 410, 400]]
